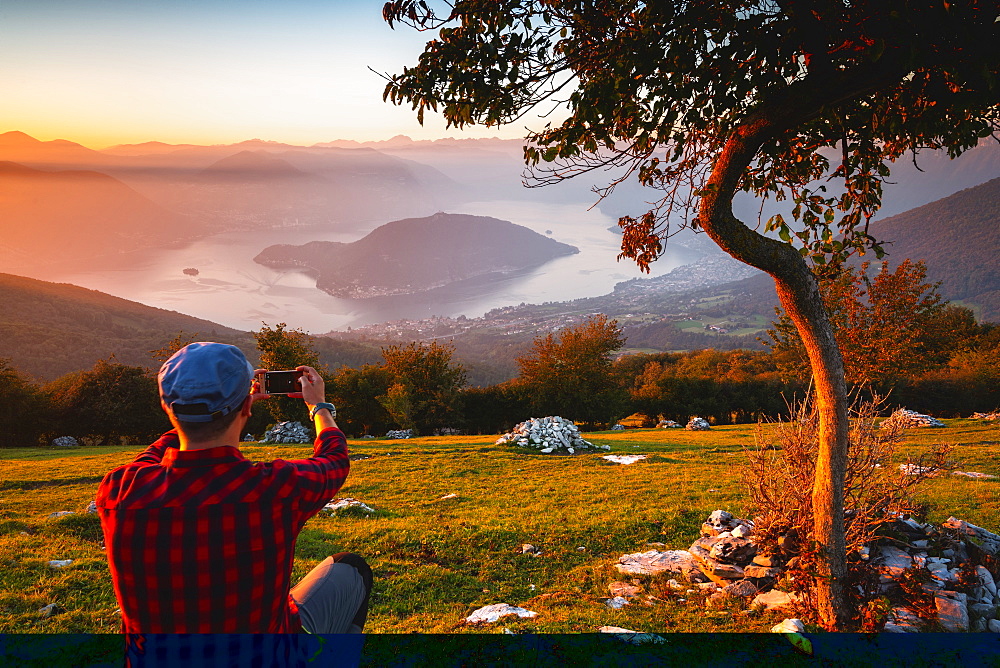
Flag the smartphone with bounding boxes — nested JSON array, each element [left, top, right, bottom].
[[263, 369, 304, 395]]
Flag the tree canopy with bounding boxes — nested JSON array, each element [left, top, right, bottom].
[[516, 314, 626, 424]]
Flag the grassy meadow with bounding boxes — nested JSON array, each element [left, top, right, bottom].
[[1, 420, 998, 638]]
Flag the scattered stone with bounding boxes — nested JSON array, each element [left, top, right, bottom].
[[433, 427, 462, 436], [609, 582, 643, 598], [464, 603, 537, 624], [47, 560, 73, 569], [321, 498, 375, 514], [602, 454, 647, 465], [686, 417, 711, 430], [385, 429, 414, 439], [604, 596, 630, 609], [881, 408, 945, 429], [440, 493, 459, 500], [242, 433, 254, 442], [47, 511, 75, 519], [262, 421, 312, 444], [38, 603, 60, 618], [361, 435, 376, 439], [744, 565, 782, 579], [935, 591, 970, 632], [85, 501, 98, 514], [752, 555, 779, 567], [884, 607, 922, 633], [50, 436, 79, 448], [971, 411, 1000, 422], [722, 579, 759, 598], [517, 544, 542, 558], [978, 566, 998, 597], [495, 416, 608, 453], [611, 424, 626, 431], [577, 546, 587, 552], [968, 602, 997, 621], [657, 420, 682, 429], [876, 545, 914, 578], [952, 470, 998, 479], [770, 618, 805, 634]]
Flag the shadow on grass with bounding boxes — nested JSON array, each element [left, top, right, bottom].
[[0, 477, 106, 491]]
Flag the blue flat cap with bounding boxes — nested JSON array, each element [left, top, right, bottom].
[[158, 342, 254, 422]]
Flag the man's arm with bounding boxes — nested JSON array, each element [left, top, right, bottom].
[[131, 430, 179, 464]]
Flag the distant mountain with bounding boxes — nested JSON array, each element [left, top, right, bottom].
[[200, 150, 306, 179], [0, 273, 382, 382], [0, 161, 196, 274], [868, 176, 1000, 320], [0, 130, 117, 170], [254, 212, 580, 298]]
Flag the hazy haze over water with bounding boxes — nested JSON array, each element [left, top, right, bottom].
[[46, 200, 701, 333]]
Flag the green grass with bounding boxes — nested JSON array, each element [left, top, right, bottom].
[[1, 421, 998, 636]]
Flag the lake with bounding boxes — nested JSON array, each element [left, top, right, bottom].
[[46, 200, 701, 333]]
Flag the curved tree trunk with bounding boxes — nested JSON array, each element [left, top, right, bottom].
[[697, 125, 854, 630], [689, 52, 911, 629]]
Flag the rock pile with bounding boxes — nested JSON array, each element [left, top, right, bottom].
[[658, 420, 682, 429], [617, 509, 1000, 633], [385, 429, 413, 439], [972, 411, 1000, 422], [611, 424, 626, 431], [881, 409, 945, 429], [51, 437, 79, 448], [433, 427, 462, 436], [686, 417, 711, 430], [262, 421, 312, 444], [495, 416, 610, 454]]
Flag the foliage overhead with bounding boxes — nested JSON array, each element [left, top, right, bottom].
[[383, 0, 1000, 274]]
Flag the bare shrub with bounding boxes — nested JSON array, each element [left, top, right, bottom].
[[744, 395, 955, 629]]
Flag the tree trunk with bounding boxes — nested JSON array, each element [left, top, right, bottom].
[[697, 121, 853, 630]]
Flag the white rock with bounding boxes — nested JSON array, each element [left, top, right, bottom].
[[47, 511, 75, 519], [321, 498, 375, 513], [85, 501, 98, 514], [47, 560, 72, 568], [603, 455, 647, 465], [597, 627, 668, 644], [990, 619, 1000, 633], [770, 618, 805, 633], [605, 596, 630, 609], [38, 603, 59, 618], [465, 603, 537, 624]]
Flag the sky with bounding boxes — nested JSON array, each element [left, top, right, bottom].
[[0, 0, 537, 148]]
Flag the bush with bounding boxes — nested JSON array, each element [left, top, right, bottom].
[[743, 395, 953, 629]]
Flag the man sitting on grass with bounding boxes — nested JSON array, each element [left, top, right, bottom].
[[97, 342, 371, 634]]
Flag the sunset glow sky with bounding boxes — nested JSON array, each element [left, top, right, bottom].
[[0, 0, 535, 148]]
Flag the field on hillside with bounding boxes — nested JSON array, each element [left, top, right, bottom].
[[1, 421, 998, 636]]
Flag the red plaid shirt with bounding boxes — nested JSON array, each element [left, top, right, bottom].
[[97, 427, 349, 633]]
